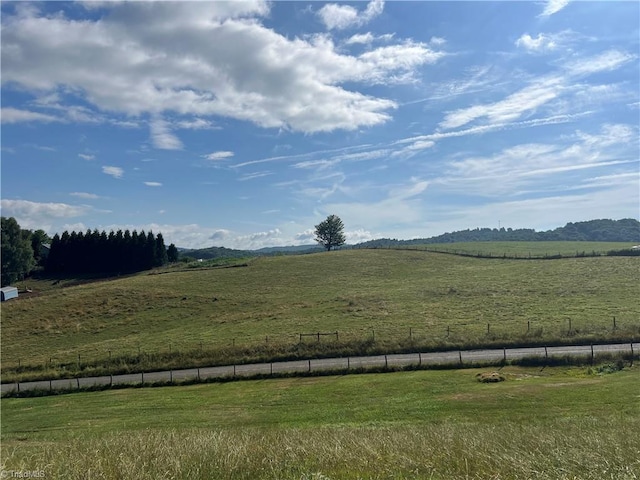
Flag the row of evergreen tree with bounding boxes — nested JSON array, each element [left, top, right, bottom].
[[46, 229, 178, 274]]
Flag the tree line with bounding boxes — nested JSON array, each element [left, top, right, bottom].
[[357, 219, 640, 248], [1, 217, 179, 286], [46, 229, 178, 274]]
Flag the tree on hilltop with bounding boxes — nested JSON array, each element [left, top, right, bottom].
[[314, 214, 346, 251]]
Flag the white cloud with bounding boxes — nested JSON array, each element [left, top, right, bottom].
[[78, 153, 95, 160], [345, 229, 375, 244], [0, 199, 90, 230], [150, 118, 183, 150], [565, 50, 636, 76], [539, 0, 570, 18], [204, 151, 234, 161], [239, 171, 273, 181], [0, 107, 59, 124], [102, 166, 124, 178], [439, 49, 633, 131], [144, 182, 162, 187], [345, 32, 395, 45], [436, 123, 638, 197], [295, 229, 316, 242], [1, 2, 444, 134], [175, 118, 218, 130], [516, 33, 557, 52], [318, 0, 384, 31], [440, 76, 563, 130], [70, 192, 100, 199]]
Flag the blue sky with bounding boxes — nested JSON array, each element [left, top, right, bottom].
[[1, 0, 638, 249]]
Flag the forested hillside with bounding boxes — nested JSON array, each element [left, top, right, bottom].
[[357, 219, 640, 248]]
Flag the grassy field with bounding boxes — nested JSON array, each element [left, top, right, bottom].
[[409, 241, 637, 257], [1, 247, 639, 381], [2, 365, 639, 479]]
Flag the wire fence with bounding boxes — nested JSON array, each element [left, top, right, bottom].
[[3, 316, 639, 378], [2, 342, 637, 396]]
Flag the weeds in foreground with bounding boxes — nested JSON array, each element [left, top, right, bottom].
[[2, 420, 639, 479]]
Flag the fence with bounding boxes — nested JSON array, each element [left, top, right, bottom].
[[4, 316, 639, 377], [2, 342, 637, 396]]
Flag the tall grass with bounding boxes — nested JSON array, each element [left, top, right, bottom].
[[3, 420, 639, 479], [3, 250, 638, 381]]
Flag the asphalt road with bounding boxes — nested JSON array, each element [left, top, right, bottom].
[[2, 342, 637, 394]]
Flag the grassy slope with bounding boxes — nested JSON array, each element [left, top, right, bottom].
[[2, 366, 639, 479], [2, 248, 639, 371]]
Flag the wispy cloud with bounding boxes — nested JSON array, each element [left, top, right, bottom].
[[239, 171, 273, 181], [144, 182, 163, 187], [78, 153, 95, 161], [102, 166, 124, 179], [0, 107, 59, 124], [204, 151, 234, 161], [70, 192, 100, 199], [150, 118, 183, 150], [539, 0, 570, 18]]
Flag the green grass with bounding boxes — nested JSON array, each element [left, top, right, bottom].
[[2, 365, 639, 479], [2, 249, 639, 380], [410, 241, 636, 257]]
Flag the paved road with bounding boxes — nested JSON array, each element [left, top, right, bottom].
[[2, 342, 637, 395]]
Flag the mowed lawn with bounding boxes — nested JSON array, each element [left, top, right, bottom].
[[2, 366, 639, 479], [2, 249, 639, 369]]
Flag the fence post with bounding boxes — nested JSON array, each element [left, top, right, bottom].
[[233, 365, 236, 377], [447, 325, 450, 337], [197, 368, 200, 381], [503, 347, 507, 362], [17, 382, 20, 393], [409, 327, 412, 340], [170, 370, 173, 383], [527, 321, 530, 332], [110, 375, 113, 386], [317, 332, 320, 342], [487, 324, 490, 335], [270, 363, 273, 376], [336, 331, 339, 342], [141, 372, 144, 385], [347, 357, 350, 369], [459, 350, 462, 365], [372, 329, 375, 342], [419, 353, 422, 366], [590, 344, 594, 365], [631, 343, 634, 366], [77, 378, 80, 389], [49, 379, 52, 391], [308, 359, 311, 372], [544, 346, 548, 360], [385, 355, 388, 368]]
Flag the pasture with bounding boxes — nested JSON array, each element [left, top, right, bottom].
[[1, 246, 638, 381], [2, 365, 638, 479]]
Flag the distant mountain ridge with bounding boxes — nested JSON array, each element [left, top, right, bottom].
[[357, 219, 640, 248], [180, 219, 640, 258]]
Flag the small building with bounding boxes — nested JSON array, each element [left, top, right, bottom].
[[1, 286, 18, 302]]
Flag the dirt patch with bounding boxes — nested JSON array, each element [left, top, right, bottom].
[[476, 372, 505, 383]]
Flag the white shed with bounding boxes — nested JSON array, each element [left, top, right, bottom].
[[1, 286, 18, 302]]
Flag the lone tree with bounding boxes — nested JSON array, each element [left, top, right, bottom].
[[314, 214, 346, 251]]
